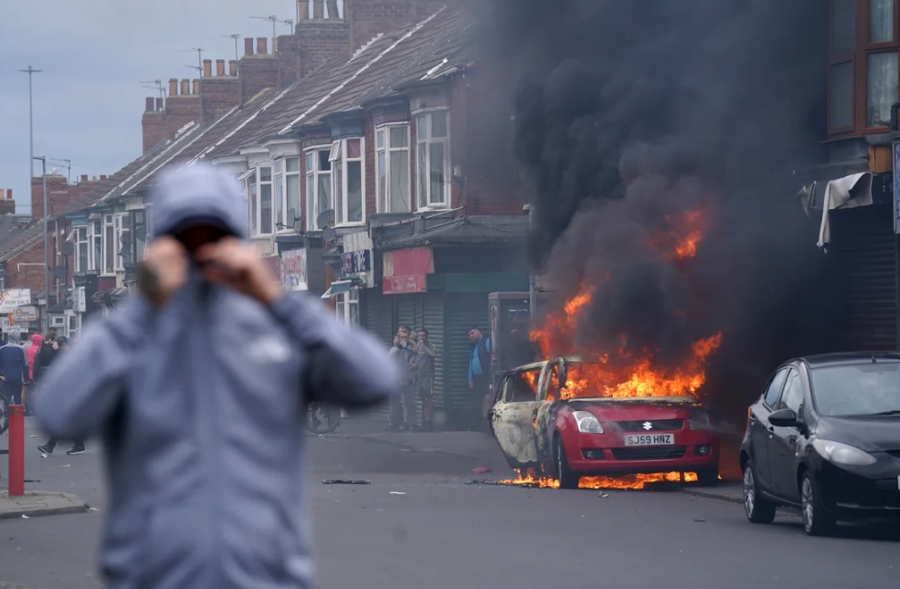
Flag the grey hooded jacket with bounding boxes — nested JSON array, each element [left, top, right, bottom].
[[34, 164, 397, 589]]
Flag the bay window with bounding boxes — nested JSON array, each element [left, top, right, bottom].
[[335, 289, 359, 327], [305, 147, 332, 231], [259, 166, 273, 235], [274, 160, 284, 232], [103, 214, 115, 275], [330, 138, 365, 225], [416, 110, 450, 208], [376, 125, 411, 213], [114, 213, 132, 271], [74, 226, 88, 273], [243, 170, 257, 235], [89, 219, 102, 273], [131, 210, 147, 264], [829, 0, 899, 135], [285, 157, 301, 230]]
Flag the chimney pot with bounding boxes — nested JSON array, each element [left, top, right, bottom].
[[257, 37, 268, 55], [312, 0, 325, 20], [229, 60, 238, 76], [156, 97, 164, 111], [81, 175, 88, 182], [326, 0, 339, 19], [202, 59, 213, 78], [180, 79, 190, 95], [168, 78, 178, 97], [216, 59, 226, 76], [192, 79, 200, 95], [6, 189, 10, 200], [145, 97, 155, 112], [100, 175, 108, 181], [298, 0, 309, 20], [244, 37, 254, 56]]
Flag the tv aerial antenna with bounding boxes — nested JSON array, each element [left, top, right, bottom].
[[140, 79, 166, 104], [250, 15, 293, 51], [222, 34, 241, 61], [176, 47, 212, 74]]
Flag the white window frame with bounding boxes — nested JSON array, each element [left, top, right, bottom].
[[88, 219, 102, 273], [256, 165, 274, 236], [102, 214, 115, 276], [113, 213, 130, 272], [330, 137, 366, 226], [415, 110, 451, 209], [274, 159, 285, 233], [376, 124, 412, 213], [283, 156, 301, 231], [244, 170, 258, 237], [74, 225, 88, 274], [335, 288, 359, 326], [305, 146, 332, 232]]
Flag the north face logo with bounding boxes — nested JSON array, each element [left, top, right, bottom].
[[247, 336, 292, 364]]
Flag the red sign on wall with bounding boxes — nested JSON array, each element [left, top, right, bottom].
[[383, 274, 428, 294], [382, 248, 433, 295]]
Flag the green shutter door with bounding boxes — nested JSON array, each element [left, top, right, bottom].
[[443, 293, 490, 430], [362, 289, 395, 423], [422, 293, 445, 424]]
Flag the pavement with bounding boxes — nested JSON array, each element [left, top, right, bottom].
[[1, 414, 898, 589]]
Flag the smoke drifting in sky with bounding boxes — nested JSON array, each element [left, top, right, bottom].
[[478, 0, 837, 414]]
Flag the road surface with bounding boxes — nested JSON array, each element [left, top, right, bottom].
[[1, 416, 896, 589]]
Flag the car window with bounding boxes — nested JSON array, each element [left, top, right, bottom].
[[506, 369, 540, 403], [779, 370, 804, 413], [810, 362, 900, 417], [763, 368, 789, 407]]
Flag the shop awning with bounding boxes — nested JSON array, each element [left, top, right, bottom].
[[320, 280, 353, 299]]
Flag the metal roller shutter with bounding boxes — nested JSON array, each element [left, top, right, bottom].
[[832, 205, 899, 351], [362, 289, 395, 423], [443, 293, 490, 430], [422, 293, 445, 426]]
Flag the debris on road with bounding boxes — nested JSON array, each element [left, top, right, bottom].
[[389, 492, 407, 495], [598, 492, 610, 498], [322, 479, 371, 485], [471, 467, 492, 474]]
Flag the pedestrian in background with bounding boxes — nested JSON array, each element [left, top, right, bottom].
[[388, 325, 417, 432], [23, 332, 42, 415], [37, 336, 85, 456], [33, 329, 59, 382], [415, 328, 438, 431], [467, 326, 491, 431], [0, 333, 28, 406], [34, 163, 396, 589]]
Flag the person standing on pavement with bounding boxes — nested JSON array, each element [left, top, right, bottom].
[[387, 325, 417, 432], [0, 333, 28, 406], [33, 329, 59, 382], [23, 333, 43, 415], [467, 327, 492, 431], [37, 336, 86, 456], [414, 328, 438, 431], [33, 163, 396, 589]]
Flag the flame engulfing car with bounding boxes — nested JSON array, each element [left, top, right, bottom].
[[488, 356, 720, 488]]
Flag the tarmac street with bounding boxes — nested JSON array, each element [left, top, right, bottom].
[[0, 416, 897, 589]]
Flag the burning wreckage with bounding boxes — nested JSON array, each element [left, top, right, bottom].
[[489, 208, 724, 491]]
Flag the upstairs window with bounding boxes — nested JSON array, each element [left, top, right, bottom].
[[103, 214, 115, 275], [305, 147, 332, 231], [330, 138, 365, 225], [416, 111, 450, 208], [74, 226, 88, 274], [284, 157, 301, 231], [89, 219, 102, 273], [258, 166, 274, 235], [376, 125, 411, 213], [244, 170, 258, 236], [829, 0, 899, 136], [114, 213, 131, 272]]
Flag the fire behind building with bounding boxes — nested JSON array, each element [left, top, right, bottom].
[[476, 0, 844, 426]]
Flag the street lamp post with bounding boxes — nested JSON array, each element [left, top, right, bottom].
[[526, 203, 537, 318], [18, 66, 41, 184], [33, 156, 49, 333]]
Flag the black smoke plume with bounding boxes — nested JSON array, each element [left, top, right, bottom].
[[476, 0, 839, 420]]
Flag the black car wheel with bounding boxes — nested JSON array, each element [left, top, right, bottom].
[[801, 472, 836, 537], [554, 436, 579, 490], [743, 461, 776, 524], [696, 466, 720, 487]]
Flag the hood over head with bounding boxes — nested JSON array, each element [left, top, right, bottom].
[[149, 163, 248, 240], [6, 333, 19, 345], [31, 333, 43, 346]]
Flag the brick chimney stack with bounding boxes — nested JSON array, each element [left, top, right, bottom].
[[142, 72, 202, 152]]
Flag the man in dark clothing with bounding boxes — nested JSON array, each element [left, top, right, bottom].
[[414, 328, 438, 431], [33, 328, 60, 382], [0, 333, 28, 406], [467, 327, 491, 431], [387, 325, 417, 432], [37, 336, 86, 456]]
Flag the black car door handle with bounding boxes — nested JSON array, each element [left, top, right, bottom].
[[766, 425, 774, 433]]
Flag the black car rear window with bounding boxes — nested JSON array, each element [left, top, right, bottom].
[[810, 362, 900, 417]]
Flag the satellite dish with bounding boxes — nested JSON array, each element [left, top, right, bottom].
[[53, 266, 67, 279], [322, 227, 336, 244], [316, 209, 335, 230]]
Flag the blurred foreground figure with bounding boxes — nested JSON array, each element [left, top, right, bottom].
[[35, 164, 397, 589]]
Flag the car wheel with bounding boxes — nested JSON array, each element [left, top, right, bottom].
[[743, 461, 776, 524], [801, 472, 836, 537], [696, 466, 719, 487], [554, 436, 579, 490]]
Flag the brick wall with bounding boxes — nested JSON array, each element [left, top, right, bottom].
[[6, 241, 44, 292], [294, 21, 351, 77], [31, 175, 105, 219], [141, 79, 201, 153], [0, 189, 15, 215], [241, 55, 281, 103], [347, 0, 416, 54], [201, 76, 241, 124]]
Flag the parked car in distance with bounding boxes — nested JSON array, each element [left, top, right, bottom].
[[488, 356, 720, 488], [740, 352, 900, 536]]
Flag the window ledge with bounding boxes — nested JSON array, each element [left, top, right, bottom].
[[333, 222, 367, 228], [417, 205, 450, 212]]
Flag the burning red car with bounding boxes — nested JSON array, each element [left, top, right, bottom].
[[489, 356, 721, 489]]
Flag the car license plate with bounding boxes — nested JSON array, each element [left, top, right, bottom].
[[624, 434, 674, 446]]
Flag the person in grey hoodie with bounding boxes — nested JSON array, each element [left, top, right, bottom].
[[34, 163, 397, 589]]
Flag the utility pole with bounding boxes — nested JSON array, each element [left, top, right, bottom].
[[33, 156, 49, 332], [222, 34, 241, 61], [18, 65, 42, 195], [525, 203, 537, 318]]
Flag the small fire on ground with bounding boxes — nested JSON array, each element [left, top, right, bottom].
[[499, 471, 699, 490]]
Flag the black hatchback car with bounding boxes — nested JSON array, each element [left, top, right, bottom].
[[740, 352, 900, 536]]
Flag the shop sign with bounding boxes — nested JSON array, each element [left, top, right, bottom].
[[11, 306, 37, 322], [341, 249, 371, 276], [0, 289, 31, 313], [282, 249, 308, 291], [73, 287, 86, 313], [383, 274, 428, 295]]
